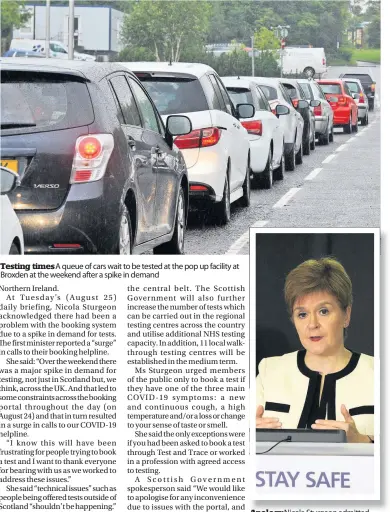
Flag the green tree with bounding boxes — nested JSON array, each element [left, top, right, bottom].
[[120, 0, 212, 62], [254, 27, 280, 51], [1, 0, 32, 41]]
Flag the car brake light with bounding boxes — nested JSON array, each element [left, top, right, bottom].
[[313, 104, 322, 116], [174, 128, 221, 149], [70, 134, 114, 184], [371, 83, 376, 92], [190, 185, 208, 191], [241, 120, 263, 135], [359, 93, 365, 104], [78, 137, 102, 159], [322, 58, 326, 65], [292, 98, 299, 108], [271, 108, 276, 116]]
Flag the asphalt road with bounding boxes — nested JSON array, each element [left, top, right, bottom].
[[184, 65, 380, 256]]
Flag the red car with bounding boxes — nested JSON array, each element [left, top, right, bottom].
[[317, 79, 359, 134]]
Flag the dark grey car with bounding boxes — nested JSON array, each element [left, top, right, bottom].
[[0, 58, 192, 254]]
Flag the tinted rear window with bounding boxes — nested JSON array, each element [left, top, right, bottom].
[[258, 85, 277, 101], [299, 82, 313, 100], [282, 83, 299, 99], [342, 74, 373, 84], [1, 72, 94, 134], [319, 83, 342, 95], [226, 87, 253, 107], [345, 81, 361, 93], [138, 77, 208, 115]]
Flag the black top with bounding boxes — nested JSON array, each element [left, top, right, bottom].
[[296, 349, 361, 428]]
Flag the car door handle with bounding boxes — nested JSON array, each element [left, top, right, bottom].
[[127, 135, 136, 151]]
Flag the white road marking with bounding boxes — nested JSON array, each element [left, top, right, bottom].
[[322, 154, 337, 164], [225, 220, 268, 254], [273, 188, 301, 209], [346, 137, 355, 143], [355, 132, 364, 137], [305, 167, 323, 181], [336, 144, 347, 152]]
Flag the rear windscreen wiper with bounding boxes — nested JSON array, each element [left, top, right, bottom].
[[1, 122, 37, 128]]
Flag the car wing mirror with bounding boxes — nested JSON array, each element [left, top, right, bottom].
[[236, 103, 255, 119], [0, 166, 19, 195]]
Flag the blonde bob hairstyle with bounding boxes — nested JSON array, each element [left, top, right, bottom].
[[284, 257, 353, 317]]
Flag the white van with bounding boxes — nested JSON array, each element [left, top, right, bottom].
[[280, 47, 327, 77], [10, 39, 96, 61]]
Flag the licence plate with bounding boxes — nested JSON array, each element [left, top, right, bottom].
[[0, 160, 18, 173]]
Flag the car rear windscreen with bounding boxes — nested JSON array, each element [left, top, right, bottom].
[[1, 72, 94, 133], [342, 74, 373, 84], [258, 85, 277, 101], [138, 77, 208, 115], [319, 84, 342, 95], [298, 82, 313, 100], [345, 81, 361, 93], [226, 87, 253, 107]]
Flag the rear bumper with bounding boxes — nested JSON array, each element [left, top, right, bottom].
[[187, 148, 227, 204], [16, 181, 120, 254], [358, 105, 368, 118], [315, 116, 328, 135]]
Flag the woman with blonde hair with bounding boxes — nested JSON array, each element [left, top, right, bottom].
[[256, 257, 374, 443]]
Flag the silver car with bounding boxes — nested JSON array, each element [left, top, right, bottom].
[[343, 78, 369, 126], [0, 167, 24, 254], [297, 78, 334, 145]]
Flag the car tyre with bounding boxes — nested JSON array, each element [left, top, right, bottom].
[[329, 122, 334, 143], [304, 66, 315, 77], [343, 115, 352, 134], [154, 187, 186, 254], [273, 151, 285, 181], [285, 145, 296, 171], [353, 117, 359, 133], [361, 112, 369, 126], [240, 159, 251, 206], [9, 242, 20, 255], [259, 147, 273, 189], [214, 173, 231, 225], [303, 132, 311, 156], [319, 123, 330, 145], [295, 141, 303, 165], [118, 206, 132, 255]]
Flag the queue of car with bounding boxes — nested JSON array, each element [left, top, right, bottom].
[[0, 57, 368, 255]]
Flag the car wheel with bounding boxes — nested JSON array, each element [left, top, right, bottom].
[[240, 158, 251, 207], [361, 112, 368, 126], [295, 141, 303, 165], [343, 115, 352, 134], [303, 132, 311, 156], [259, 147, 273, 189], [214, 172, 231, 225], [273, 150, 285, 181], [319, 123, 330, 145], [154, 187, 186, 254], [329, 123, 334, 143], [9, 242, 20, 255], [310, 130, 316, 150], [285, 144, 296, 172], [304, 66, 315, 77], [353, 116, 359, 133], [118, 206, 132, 255], [368, 101, 374, 112]]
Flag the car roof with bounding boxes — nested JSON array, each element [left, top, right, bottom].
[[280, 78, 298, 85], [0, 58, 136, 82], [342, 77, 363, 84], [317, 79, 344, 84], [121, 61, 215, 78], [221, 77, 257, 89], [233, 76, 281, 87]]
